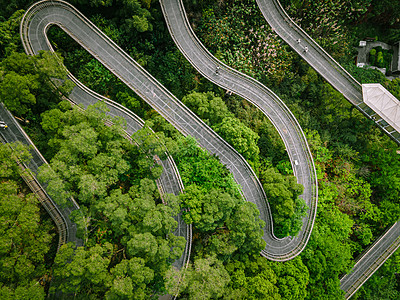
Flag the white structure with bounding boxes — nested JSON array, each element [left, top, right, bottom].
[[363, 83, 400, 133]]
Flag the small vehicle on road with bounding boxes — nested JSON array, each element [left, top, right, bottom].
[[0, 121, 8, 129]]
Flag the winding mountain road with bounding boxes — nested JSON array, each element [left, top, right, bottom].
[[15, 0, 399, 297], [20, 0, 192, 271], [21, 0, 318, 264], [16, 0, 393, 297], [256, 0, 400, 144], [160, 0, 317, 261], [257, 0, 400, 297]]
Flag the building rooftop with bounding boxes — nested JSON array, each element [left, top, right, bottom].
[[363, 83, 400, 133]]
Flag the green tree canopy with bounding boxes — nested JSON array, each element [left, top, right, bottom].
[[182, 91, 232, 125], [0, 10, 24, 58], [0, 143, 54, 299], [0, 51, 73, 116], [261, 166, 306, 237], [214, 116, 260, 165], [180, 184, 236, 232], [225, 256, 281, 300], [50, 243, 113, 297], [166, 255, 230, 300]]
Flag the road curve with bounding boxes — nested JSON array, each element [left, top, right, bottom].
[[22, 0, 317, 261], [20, 0, 191, 271], [257, 0, 400, 297], [160, 0, 317, 261]]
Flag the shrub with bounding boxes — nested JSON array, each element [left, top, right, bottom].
[[377, 52, 384, 68], [369, 55, 376, 65], [370, 49, 376, 56]]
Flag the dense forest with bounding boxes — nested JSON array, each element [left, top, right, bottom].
[[1, 0, 400, 299]]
